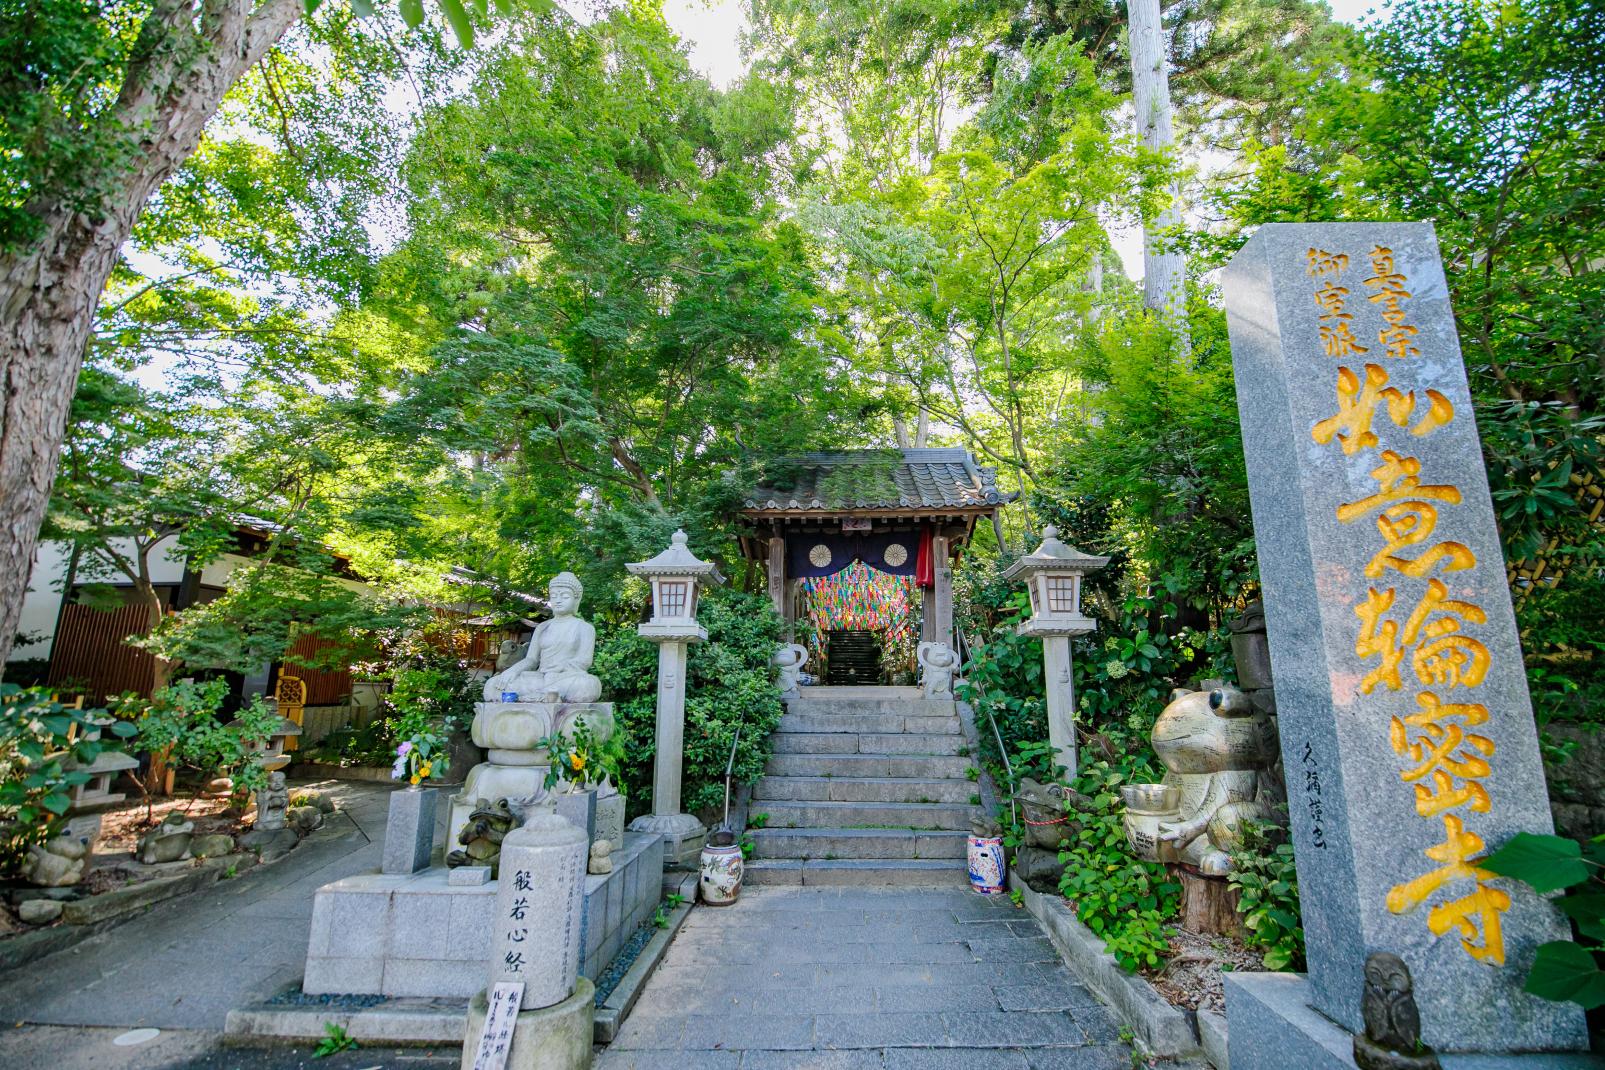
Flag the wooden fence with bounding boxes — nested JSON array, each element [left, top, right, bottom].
[[47, 603, 156, 703]]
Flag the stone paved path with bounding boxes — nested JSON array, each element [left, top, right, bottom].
[[598, 886, 1137, 1070], [0, 777, 423, 1032]]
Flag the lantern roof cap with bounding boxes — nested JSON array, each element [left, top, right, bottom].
[[627, 530, 725, 583], [1002, 525, 1109, 580]]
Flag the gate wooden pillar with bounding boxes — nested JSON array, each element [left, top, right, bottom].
[[931, 532, 953, 650], [767, 533, 795, 641]]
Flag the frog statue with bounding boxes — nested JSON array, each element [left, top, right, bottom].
[[447, 798, 518, 876], [1125, 683, 1279, 877], [1011, 777, 1093, 891]]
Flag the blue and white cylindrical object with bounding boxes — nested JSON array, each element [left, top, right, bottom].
[[967, 833, 1006, 895]]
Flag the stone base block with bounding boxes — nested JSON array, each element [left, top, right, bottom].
[[303, 832, 665, 998], [383, 787, 437, 875], [1225, 972, 1604, 1070], [628, 812, 705, 868], [460, 978, 594, 1070], [554, 789, 596, 848]]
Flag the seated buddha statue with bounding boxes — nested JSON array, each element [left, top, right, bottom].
[[483, 572, 603, 704]]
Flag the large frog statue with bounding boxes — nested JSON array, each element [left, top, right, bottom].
[[447, 798, 518, 875], [1140, 683, 1279, 876]]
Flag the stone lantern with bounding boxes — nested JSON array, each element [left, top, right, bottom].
[[626, 530, 724, 865], [1003, 525, 1108, 778]]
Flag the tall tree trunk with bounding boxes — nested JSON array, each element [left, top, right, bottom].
[[1127, 0, 1190, 351], [137, 580, 178, 794], [0, 0, 302, 675]]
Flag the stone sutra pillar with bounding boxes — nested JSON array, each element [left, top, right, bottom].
[[1221, 222, 1586, 1063], [626, 531, 724, 866], [461, 790, 593, 1070], [1003, 527, 1107, 778]]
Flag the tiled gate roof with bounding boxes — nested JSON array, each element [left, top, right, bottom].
[[741, 448, 1009, 513]]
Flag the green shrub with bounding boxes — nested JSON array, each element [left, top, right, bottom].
[[0, 685, 136, 872], [123, 679, 278, 796], [1228, 820, 1306, 971], [1483, 831, 1605, 1009], [310, 623, 480, 776], [595, 589, 783, 816], [1056, 760, 1180, 972], [957, 611, 1048, 776]]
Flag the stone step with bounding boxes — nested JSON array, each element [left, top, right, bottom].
[[744, 858, 969, 887], [749, 827, 969, 860], [763, 752, 974, 779], [787, 696, 957, 716], [778, 711, 963, 735], [752, 775, 975, 804], [769, 733, 968, 756], [760, 799, 975, 831]]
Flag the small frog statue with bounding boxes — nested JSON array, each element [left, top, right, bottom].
[[1130, 683, 1278, 876], [447, 798, 518, 875], [773, 644, 809, 697], [916, 642, 959, 698], [1012, 778, 1093, 890], [22, 834, 89, 886]]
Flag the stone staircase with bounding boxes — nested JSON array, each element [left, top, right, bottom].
[[745, 686, 976, 886]]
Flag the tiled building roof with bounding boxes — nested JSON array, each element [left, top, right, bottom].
[[741, 448, 1011, 513]]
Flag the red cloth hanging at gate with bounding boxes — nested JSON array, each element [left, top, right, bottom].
[[914, 525, 935, 589]]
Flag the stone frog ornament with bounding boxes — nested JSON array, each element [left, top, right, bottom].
[[773, 644, 809, 697], [447, 797, 518, 875], [21, 834, 89, 887], [1354, 951, 1442, 1070], [1011, 778, 1093, 890], [1143, 683, 1278, 876], [916, 642, 959, 697]]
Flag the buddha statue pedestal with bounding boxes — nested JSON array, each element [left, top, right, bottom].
[[447, 700, 615, 848]]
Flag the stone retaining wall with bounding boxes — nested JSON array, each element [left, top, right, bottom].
[[1545, 723, 1605, 841], [303, 831, 664, 998]]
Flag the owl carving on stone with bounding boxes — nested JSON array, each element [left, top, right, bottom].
[[1353, 951, 1441, 1070]]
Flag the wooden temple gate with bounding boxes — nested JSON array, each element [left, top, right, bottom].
[[737, 448, 1012, 684]]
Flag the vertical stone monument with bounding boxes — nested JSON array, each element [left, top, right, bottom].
[[1221, 222, 1588, 1063], [626, 531, 724, 866], [1003, 526, 1107, 777], [461, 790, 593, 1070]]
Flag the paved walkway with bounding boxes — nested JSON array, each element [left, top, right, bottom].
[[0, 777, 421, 1031], [599, 886, 1137, 1070]]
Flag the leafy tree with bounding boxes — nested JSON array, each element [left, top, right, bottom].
[[1204, 0, 1605, 721], [0, 0, 500, 674], [363, 8, 865, 606]]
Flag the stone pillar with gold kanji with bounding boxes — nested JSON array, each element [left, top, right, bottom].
[[1220, 222, 1586, 1064]]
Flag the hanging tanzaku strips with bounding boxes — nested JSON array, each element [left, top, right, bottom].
[[801, 561, 918, 655]]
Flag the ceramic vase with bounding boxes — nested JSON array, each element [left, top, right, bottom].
[[967, 833, 1006, 895], [699, 832, 743, 906]]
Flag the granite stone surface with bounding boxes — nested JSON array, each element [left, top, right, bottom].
[[1224, 222, 1586, 1052], [594, 886, 1138, 1070], [489, 809, 588, 1010], [383, 787, 437, 875], [1224, 972, 1603, 1070], [303, 833, 664, 999]]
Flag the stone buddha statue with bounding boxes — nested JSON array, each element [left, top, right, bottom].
[[483, 572, 603, 704]]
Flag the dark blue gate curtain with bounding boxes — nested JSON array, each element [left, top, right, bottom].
[[788, 531, 920, 578]]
